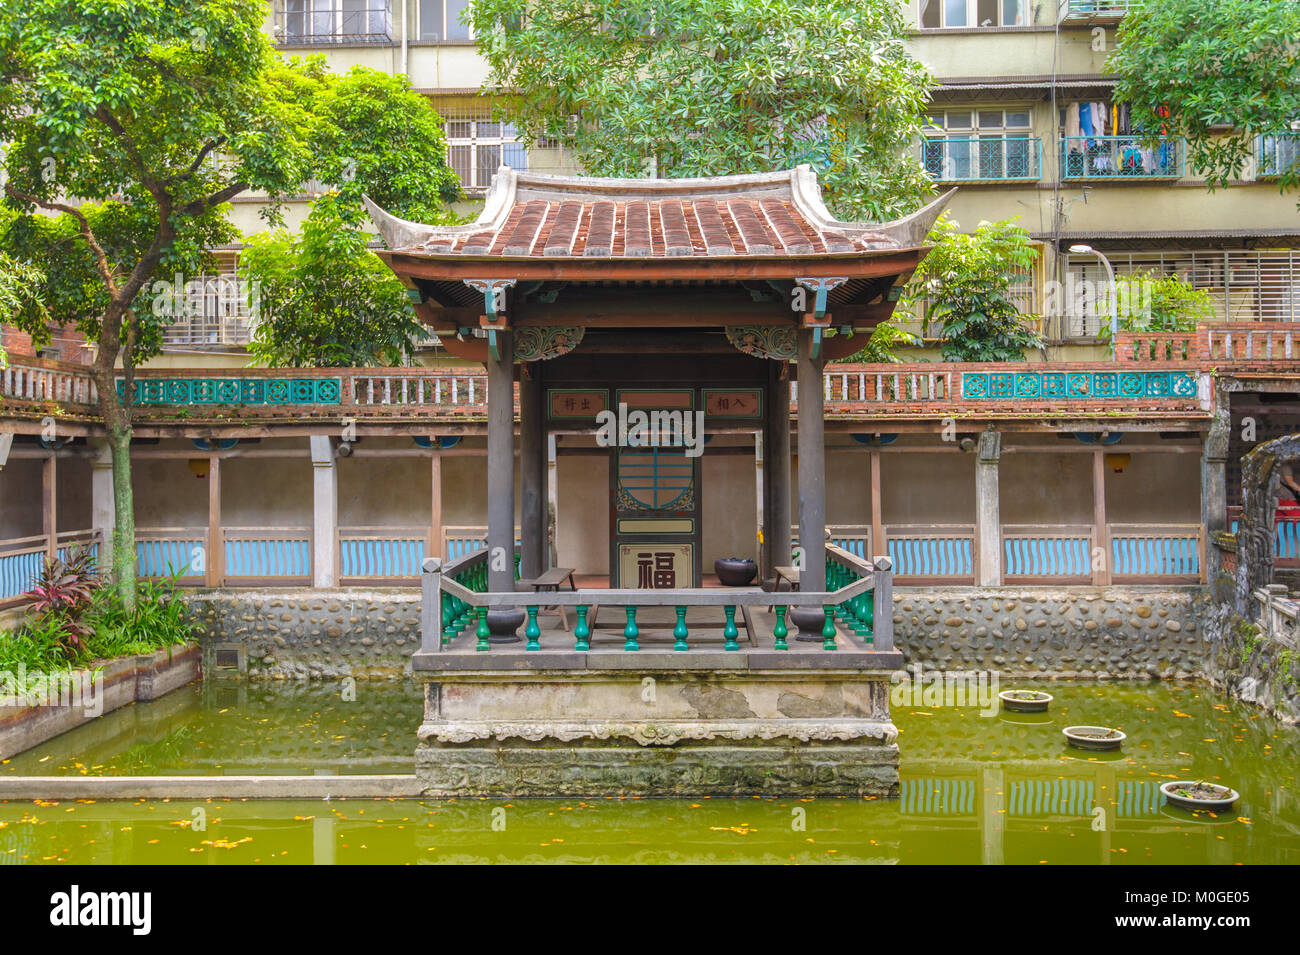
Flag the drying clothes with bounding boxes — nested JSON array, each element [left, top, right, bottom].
[[1066, 102, 1082, 139], [1079, 102, 1094, 139], [1091, 102, 1107, 139]]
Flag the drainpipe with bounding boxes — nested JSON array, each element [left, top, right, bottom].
[[400, 0, 408, 76]]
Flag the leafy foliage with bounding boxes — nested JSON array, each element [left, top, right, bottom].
[[833, 322, 920, 363], [241, 193, 427, 367], [22, 545, 101, 657], [469, 0, 936, 220], [1106, 0, 1300, 197], [1112, 270, 1218, 334], [902, 217, 1042, 362]]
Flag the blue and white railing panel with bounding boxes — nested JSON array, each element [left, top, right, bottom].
[[1109, 525, 1201, 579], [886, 525, 975, 580], [1003, 527, 1093, 580], [223, 529, 312, 580], [340, 528, 429, 579]]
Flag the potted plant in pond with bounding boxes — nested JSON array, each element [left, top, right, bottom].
[[1160, 780, 1240, 811], [1062, 725, 1127, 751], [999, 689, 1053, 713]]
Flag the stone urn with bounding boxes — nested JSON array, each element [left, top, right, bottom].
[[486, 608, 526, 643], [787, 606, 828, 642], [714, 557, 758, 587]]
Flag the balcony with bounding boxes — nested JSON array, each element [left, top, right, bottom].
[[158, 273, 256, 350], [1059, 136, 1183, 180], [273, 0, 393, 46], [1059, 0, 1134, 25], [1257, 133, 1300, 180], [921, 136, 1042, 184]]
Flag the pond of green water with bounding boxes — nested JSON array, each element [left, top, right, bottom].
[[1, 679, 1296, 864]]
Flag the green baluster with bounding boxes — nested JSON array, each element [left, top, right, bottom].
[[822, 607, 837, 651], [723, 605, 739, 651], [525, 605, 541, 651], [673, 606, 689, 651], [574, 605, 591, 652], [475, 607, 490, 652], [773, 606, 789, 651], [864, 590, 874, 642], [623, 606, 639, 651], [441, 592, 457, 644]]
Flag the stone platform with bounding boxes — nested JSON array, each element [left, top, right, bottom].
[[413, 608, 902, 797]]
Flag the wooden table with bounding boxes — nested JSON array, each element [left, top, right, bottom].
[[770, 565, 800, 611], [520, 566, 577, 630]]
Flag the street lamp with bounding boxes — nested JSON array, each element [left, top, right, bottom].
[[1069, 244, 1118, 354]]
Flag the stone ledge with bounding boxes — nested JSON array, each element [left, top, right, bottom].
[[415, 741, 900, 797], [412, 649, 904, 672], [418, 717, 899, 746]]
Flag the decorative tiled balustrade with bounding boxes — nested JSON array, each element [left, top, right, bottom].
[[3, 322, 1298, 425]]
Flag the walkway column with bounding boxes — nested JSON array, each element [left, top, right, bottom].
[[430, 452, 444, 562], [42, 453, 57, 559], [796, 331, 825, 590], [1092, 448, 1111, 586], [310, 436, 337, 587], [519, 364, 546, 580], [869, 448, 884, 562], [975, 429, 1002, 587], [206, 455, 223, 588], [767, 362, 792, 573], [89, 437, 116, 560], [1201, 400, 1230, 583], [487, 331, 515, 592]]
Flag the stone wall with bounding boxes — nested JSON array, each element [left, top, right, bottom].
[[182, 589, 421, 680], [891, 587, 1207, 679], [184, 585, 1212, 682], [1202, 589, 1300, 724]]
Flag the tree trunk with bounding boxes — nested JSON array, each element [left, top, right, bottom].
[[93, 349, 137, 611]]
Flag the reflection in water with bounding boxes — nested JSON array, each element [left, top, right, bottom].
[[0, 680, 1296, 863]]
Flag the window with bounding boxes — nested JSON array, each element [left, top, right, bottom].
[[920, 0, 1024, 28], [279, 0, 392, 43], [922, 108, 1036, 181], [419, 0, 472, 41], [445, 120, 527, 192]]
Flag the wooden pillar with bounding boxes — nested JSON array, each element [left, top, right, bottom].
[[430, 452, 444, 562], [486, 330, 515, 592], [869, 447, 884, 563], [309, 436, 337, 587], [519, 365, 545, 580], [796, 330, 826, 590], [1092, 448, 1111, 586], [207, 455, 223, 587], [975, 430, 1002, 587], [42, 453, 57, 559], [1201, 402, 1230, 583], [767, 362, 792, 572], [547, 434, 559, 567], [753, 428, 765, 572]]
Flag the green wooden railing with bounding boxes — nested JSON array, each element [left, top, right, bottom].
[[420, 544, 894, 657]]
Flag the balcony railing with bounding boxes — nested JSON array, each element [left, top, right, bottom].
[[1059, 0, 1134, 23], [1257, 133, 1300, 179], [273, 1, 393, 45], [1060, 136, 1183, 180], [922, 136, 1042, 183]]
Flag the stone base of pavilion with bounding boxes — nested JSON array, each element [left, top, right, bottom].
[[412, 608, 903, 798]]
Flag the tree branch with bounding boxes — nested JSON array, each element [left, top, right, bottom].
[[3, 183, 119, 294]]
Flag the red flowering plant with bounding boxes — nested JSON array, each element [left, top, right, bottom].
[[22, 544, 101, 658]]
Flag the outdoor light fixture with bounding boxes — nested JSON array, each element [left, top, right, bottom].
[[1069, 243, 1119, 349], [1104, 452, 1131, 473], [187, 458, 210, 479]]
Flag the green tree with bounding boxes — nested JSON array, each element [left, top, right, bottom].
[[1112, 271, 1218, 334], [1106, 0, 1300, 196], [241, 193, 427, 368], [0, 1, 457, 606], [469, 0, 935, 220], [902, 218, 1042, 363], [0, 250, 47, 367]]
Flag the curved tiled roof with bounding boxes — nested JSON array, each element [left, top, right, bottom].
[[365, 166, 954, 260]]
